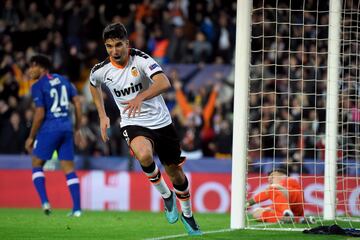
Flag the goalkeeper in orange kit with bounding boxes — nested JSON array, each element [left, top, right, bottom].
[[247, 168, 315, 224]]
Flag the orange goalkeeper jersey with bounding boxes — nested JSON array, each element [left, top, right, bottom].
[[253, 177, 304, 217], [280, 177, 304, 216]]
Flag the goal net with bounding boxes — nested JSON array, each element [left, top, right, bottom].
[[244, 0, 360, 230]]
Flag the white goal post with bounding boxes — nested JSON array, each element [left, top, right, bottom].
[[231, 0, 360, 230], [323, 0, 341, 221], [230, 0, 252, 229]]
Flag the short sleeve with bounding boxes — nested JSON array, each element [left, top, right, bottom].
[[89, 67, 102, 87], [31, 83, 44, 107], [139, 55, 164, 80]]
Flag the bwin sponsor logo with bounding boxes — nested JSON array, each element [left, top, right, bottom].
[[113, 83, 143, 97]]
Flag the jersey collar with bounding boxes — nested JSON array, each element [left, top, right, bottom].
[[110, 50, 129, 69]]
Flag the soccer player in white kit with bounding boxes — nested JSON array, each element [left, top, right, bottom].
[[89, 22, 202, 236]]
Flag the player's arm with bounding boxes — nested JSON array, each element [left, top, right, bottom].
[[25, 107, 45, 153], [246, 190, 270, 208], [72, 95, 84, 146], [72, 95, 82, 130], [246, 198, 256, 208], [122, 73, 170, 117], [138, 73, 171, 100], [89, 84, 110, 142]]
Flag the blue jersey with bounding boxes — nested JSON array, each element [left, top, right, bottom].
[[31, 73, 77, 133]]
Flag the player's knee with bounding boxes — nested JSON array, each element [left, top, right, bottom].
[[135, 148, 153, 164], [60, 161, 75, 174], [32, 157, 45, 167]]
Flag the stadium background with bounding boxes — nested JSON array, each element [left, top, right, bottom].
[[0, 0, 354, 216]]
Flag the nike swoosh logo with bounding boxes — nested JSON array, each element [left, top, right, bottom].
[[106, 78, 113, 82]]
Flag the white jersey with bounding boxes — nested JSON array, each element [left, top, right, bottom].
[[89, 48, 172, 129]]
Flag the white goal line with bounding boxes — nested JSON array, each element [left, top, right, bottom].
[[144, 228, 235, 240]]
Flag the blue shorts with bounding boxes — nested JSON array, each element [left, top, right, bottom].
[[33, 131, 74, 161]]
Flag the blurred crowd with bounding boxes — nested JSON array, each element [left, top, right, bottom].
[[0, 0, 235, 160], [1, 0, 359, 171], [248, 0, 360, 174]]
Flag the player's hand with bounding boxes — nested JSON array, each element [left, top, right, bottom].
[[74, 129, 85, 147], [121, 96, 143, 118], [25, 137, 34, 153], [100, 116, 110, 142]]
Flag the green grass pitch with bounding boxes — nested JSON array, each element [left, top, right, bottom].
[[0, 209, 358, 240]]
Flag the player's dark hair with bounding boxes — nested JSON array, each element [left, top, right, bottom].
[[269, 168, 288, 176], [102, 22, 128, 41], [30, 54, 52, 70]]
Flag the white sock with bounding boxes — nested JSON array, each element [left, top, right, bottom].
[[144, 164, 171, 198], [174, 185, 192, 217]]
